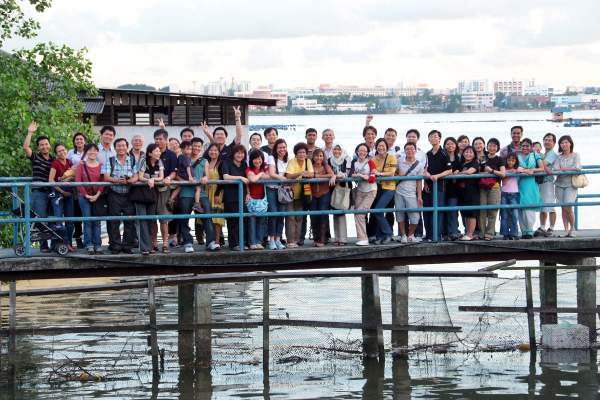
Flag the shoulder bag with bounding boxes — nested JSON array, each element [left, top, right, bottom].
[[83, 163, 108, 217], [572, 174, 588, 189], [274, 159, 294, 204]]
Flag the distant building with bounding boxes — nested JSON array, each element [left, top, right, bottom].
[[523, 79, 550, 96], [291, 98, 325, 111], [457, 79, 489, 94], [551, 95, 582, 106], [335, 103, 368, 112], [318, 85, 388, 97], [461, 92, 494, 111], [235, 86, 288, 111], [494, 80, 524, 96]]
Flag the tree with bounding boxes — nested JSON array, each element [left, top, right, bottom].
[[0, 0, 52, 47], [117, 83, 157, 91]]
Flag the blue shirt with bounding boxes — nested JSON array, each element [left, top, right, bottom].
[[181, 158, 207, 198], [102, 155, 138, 193], [542, 150, 558, 183]]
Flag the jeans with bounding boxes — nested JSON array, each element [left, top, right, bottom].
[[79, 196, 101, 249], [135, 202, 156, 252], [500, 192, 520, 237], [423, 189, 445, 240], [310, 193, 331, 244], [267, 188, 284, 238], [372, 189, 395, 240], [51, 191, 74, 245], [180, 196, 215, 246], [444, 196, 460, 238], [31, 189, 52, 248], [224, 201, 247, 249], [249, 216, 266, 246]]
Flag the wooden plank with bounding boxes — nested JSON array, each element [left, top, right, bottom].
[[194, 283, 211, 367], [262, 278, 269, 375], [361, 273, 384, 359], [147, 279, 159, 377], [178, 284, 195, 367], [8, 281, 16, 357], [525, 269, 536, 350], [577, 257, 597, 343], [459, 306, 599, 313], [478, 259, 516, 272], [539, 260, 557, 325]]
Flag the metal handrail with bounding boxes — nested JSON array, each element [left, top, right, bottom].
[[1, 167, 597, 256]]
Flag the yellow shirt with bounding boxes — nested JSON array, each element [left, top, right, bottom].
[[373, 154, 398, 191], [286, 158, 314, 199]]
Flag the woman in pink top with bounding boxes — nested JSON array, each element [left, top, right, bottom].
[[75, 144, 104, 254], [500, 152, 520, 240]]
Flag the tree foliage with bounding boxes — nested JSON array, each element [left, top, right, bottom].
[[0, 0, 51, 47]]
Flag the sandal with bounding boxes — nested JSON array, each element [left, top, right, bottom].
[[459, 235, 473, 241], [484, 235, 493, 241], [162, 245, 170, 253]]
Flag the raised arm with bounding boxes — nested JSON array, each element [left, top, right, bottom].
[[233, 106, 243, 145], [201, 121, 215, 144], [23, 121, 37, 158]]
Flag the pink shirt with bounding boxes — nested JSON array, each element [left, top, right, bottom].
[[501, 169, 519, 193]]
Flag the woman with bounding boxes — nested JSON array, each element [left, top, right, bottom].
[[267, 139, 288, 250], [371, 138, 397, 244], [222, 145, 249, 250], [443, 137, 461, 240], [395, 142, 424, 243], [249, 132, 269, 162], [517, 138, 543, 239], [247, 149, 269, 250], [328, 144, 350, 246], [479, 138, 505, 240], [351, 143, 377, 246], [205, 144, 226, 246], [285, 143, 314, 248], [310, 148, 335, 247], [456, 146, 480, 241], [136, 143, 163, 255], [75, 144, 104, 255], [553, 135, 581, 237], [49, 143, 75, 252], [473, 137, 486, 164], [67, 132, 86, 248]]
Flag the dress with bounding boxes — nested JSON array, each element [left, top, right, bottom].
[[458, 160, 480, 218], [207, 166, 225, 226], [517, 152, 542, 210]]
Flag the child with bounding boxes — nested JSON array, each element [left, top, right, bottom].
[[500, 152, 520, 240], [532, 141, 542, 155], [169, 141, 194, 209]]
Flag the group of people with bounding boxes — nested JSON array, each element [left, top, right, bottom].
[[23, 110, 583, 255]]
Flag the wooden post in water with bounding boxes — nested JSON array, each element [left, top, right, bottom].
[[525, 270, 537, 350], [262, 278, 270, 397], [577, 258, 597, 343], [391, 266, 409, 351], [194, 283, 212, 368], [361, 272, 384, 360], [8, 281, 16, 356], [147, 278, 160, 379], [539, 260, 557, 326], [178, 284, 195, 367]]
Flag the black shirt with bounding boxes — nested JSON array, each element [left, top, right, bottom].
[[425, 148, 451, 191], [460, 160, 480, 190], [445, 157, 462, 198], [30, 152, 55, 183], [160, 148, 178, 177], [221, 159, 248, 201], [203, 141, 237, 162], [481, 154, 504, 172], [260, 144, 273, 156]]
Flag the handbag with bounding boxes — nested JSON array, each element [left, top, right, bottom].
[[330, 185, 351, 210], [247, 189, 269, 214], [572, 174, 589, 189], [479, 177, 498, 190], [129, 184, 157, 204], [83, 163, 108, 217], [300, 161, 312, 209], [277, 186, 294, 204]]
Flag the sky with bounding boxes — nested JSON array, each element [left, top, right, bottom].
[[4, 0, 600, 91]]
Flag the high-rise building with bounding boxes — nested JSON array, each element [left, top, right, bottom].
[[457, 79, 489, 94], [494, 80, 524, 96]]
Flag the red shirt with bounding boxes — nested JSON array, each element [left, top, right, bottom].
[[50, 159, 72, 180], [246, 165, 268, 199]]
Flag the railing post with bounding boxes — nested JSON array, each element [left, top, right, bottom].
[[238, 181, 244, 252], [24, 184, 31, 256], [574, 195, 579, 230], [11, 185, 18, 247], [432, 180, 439, 242]]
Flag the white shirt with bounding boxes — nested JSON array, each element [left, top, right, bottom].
[[97, 144, 116, 166], [67, 149, 84, 167], [396, 147, 427, 168]]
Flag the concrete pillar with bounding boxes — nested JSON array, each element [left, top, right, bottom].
[[391, 266, 409, 350], [262, 278, 270, 393], [362, 273, 384, 360], [392, 357, 411, 400], [577, 258, 597, 343], [539, 260, 557, 325], [194, 283, 212, 369], [178, 284, 195, 367]]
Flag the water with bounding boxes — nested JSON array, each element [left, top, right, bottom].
[[2, 110, 600, 398]]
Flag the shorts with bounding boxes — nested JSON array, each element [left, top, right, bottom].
[[394, 192, 419, 225], [156, 188, 172, 221], [539, 181, 556, 212], [555, 186, 577, 205]]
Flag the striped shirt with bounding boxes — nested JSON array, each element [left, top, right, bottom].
[[30, 152, 54, 183]]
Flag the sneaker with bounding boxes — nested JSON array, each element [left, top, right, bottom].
[[368, 236, 377, 244], [121, 248, 133, 254], [232, 245, 241, 251], [356, 240, 369, 246], [400, 235, 408, 244], [192, 202, 204, 213], [249, 244, 258, 250], [534, 227, 545, 237], [268, 240, 277, 250], [207, 241, 219, 251], [380, 237, 392, 245], [184, 244, 194, 253], [275, 240, 286, 250], [87, 246, 94, 255], [168, 238, 177, 248], [287, 243, 298, 248], [544, 228, 554, 237], [413, 236, 423, 243], [254, 244, 264, 250]]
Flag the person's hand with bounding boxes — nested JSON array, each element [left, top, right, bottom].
[[417, 197, 423, 208], [241, 177, 249, 184], [423, 171, 431, 179], [147, 178, 155, 189], [302, 171, 313, 178], [200, 176, 208, 185], [27, 121, 38, 134], [366, 115, 373, 125], [329, 176, 337, 186], [189, 177, 196, 183], [233, 106, 241, 120], [245, 193, 251, 203], [164, 176, 171, 185], [201, 120, 209, 135], [156, 117, 166, 129], [431, 175, 438, 182], [485, 166, 492, 173], [62, 190, 71, 197], [423, 185, 431, 193]]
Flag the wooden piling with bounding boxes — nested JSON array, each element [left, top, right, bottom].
[[362, 273, 384, 360], [194, 283, 212, 368], [262, 278, 270, 397], [577, 258, 597, 343], [539, 260, 557, 325], [525, 270, 536, 350], [8, 281, 16, 357], [391, 266, 409, 351], [147, 278, 159, 378], [177, 284, 195, 367]]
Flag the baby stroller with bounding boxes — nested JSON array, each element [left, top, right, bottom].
[[11, 192, 69, 256]]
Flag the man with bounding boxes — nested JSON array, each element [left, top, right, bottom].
[[305, 128, 318, 158], [97, 126, 116, 165], [153, 128, 178, 248], [23, 121, 55, 252], [202, 106, 244, 160], [261, 127, 278, 156], [536, 132, 558, 237], [422, 130, 452, 241], [130, 134, 145, 164], [102, 138, 138, 254], [499, 126, 523, 159], [180, 127, 194, 142], [396, 129, 427, 166], [322, 128, 335, 160], [384, 128, 400, 154]]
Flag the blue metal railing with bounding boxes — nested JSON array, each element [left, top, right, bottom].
[[1, 166, 598, 256]]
